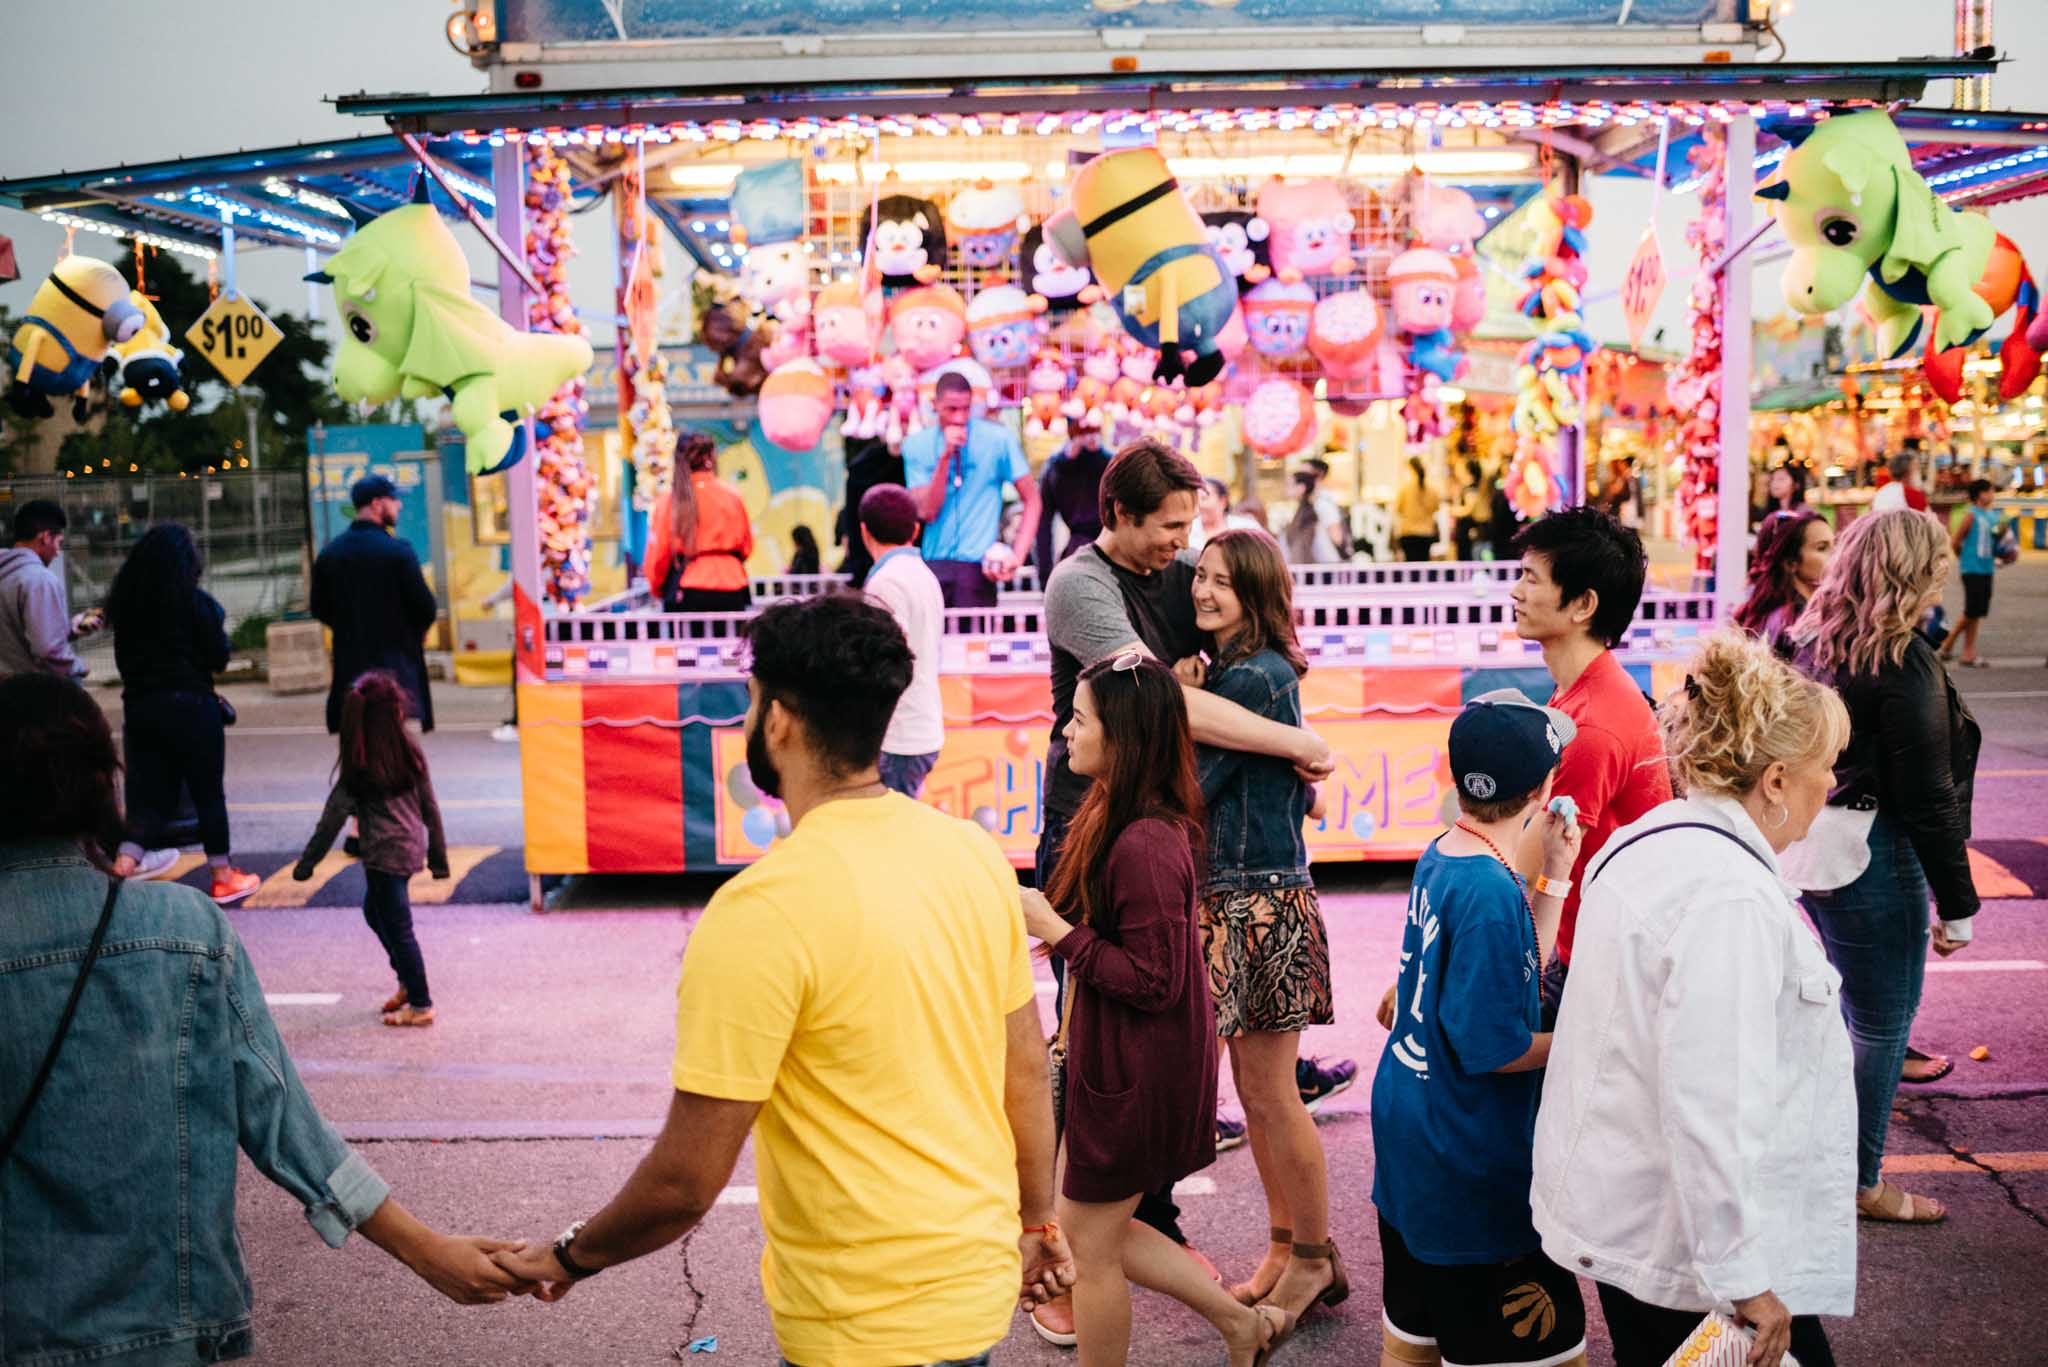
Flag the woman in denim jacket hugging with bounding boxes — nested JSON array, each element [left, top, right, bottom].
[[1173, 528, 1346, 1343], [0, 674, 528, 1367]]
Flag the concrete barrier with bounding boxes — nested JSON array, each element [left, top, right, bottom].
[[265, 620, 330, 696]]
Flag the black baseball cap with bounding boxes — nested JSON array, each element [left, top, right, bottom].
[[1449, 689, 1576, 806], [351, 474, 399, 508]]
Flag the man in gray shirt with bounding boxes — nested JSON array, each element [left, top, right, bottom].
[[0, 500, 85, 679]]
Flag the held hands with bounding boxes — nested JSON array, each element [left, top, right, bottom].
[[489, 1243, 580, 1303], [1019, 886, 1070, 946], [1731, 1289, 1793, 1367], [1018, 1222, 1078, 1309], [408, 1234, 539, 1305]]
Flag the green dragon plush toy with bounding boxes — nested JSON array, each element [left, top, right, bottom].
[[308, 182, 592, 474], [1758, 110, 2044, 402]]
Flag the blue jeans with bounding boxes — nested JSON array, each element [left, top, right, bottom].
[[1801, 813, 1930, 1190], [880, 750, 941, 799], [783, 1355, 990, 1367]]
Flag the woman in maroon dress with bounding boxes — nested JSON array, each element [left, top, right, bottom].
[[1022, 652, 1285, 1366]]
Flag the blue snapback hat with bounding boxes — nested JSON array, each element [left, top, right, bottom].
[[1449, 688, 1576, 805]]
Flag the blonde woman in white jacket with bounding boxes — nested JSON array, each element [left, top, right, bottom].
[[1530, 632, 1854, 1367]]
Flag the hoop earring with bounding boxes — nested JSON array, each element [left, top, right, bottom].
[[1769, 803, 1789, 830]]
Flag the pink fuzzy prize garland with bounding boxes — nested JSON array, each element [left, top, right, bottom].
[[1668, 132, 1726, 572], [525, 143, 595, 605]]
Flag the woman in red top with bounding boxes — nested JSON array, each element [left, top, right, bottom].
[[644, 432, 754, 612], [1021, 653, 1284, 1367]]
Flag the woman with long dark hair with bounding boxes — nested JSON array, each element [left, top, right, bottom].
[[645, 432, 755, 612], [1019, 654, 1283, 1366], [1175, 529, 1345, 1337], [1752, 462, 1807, 528], [104, 523, 258, 904], [1734, 509, 1834, 655]]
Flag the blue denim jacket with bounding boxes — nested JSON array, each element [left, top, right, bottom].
[[1197, 649, 1312, 890], [0, 841, 389, 1367]]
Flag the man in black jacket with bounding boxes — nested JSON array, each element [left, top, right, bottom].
[[311, 475, 438, 733]]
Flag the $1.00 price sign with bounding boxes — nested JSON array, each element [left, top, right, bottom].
[[1620, 227, 1667, 354], [186, 294, 282, 386]]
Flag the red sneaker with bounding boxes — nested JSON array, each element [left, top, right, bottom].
[[210, 868, 261, 905]]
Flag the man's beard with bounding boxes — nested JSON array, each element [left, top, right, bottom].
[[380, 505, 399, 529], [746, 714, 783, 801]]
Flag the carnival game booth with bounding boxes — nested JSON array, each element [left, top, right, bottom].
[[316, 42, 2025, 905]]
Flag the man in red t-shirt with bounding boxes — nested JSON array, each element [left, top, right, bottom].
[[1507, 506, 1672, 1023]]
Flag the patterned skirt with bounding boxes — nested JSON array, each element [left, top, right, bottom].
[[1198, 883, 1335, 1038]]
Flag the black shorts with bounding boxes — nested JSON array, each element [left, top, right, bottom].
[[1962, 572, 1993, 621], [1379, 1214, 1587, 1367]]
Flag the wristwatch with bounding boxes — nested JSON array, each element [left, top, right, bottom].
[[552, 1220, 601, 1280]]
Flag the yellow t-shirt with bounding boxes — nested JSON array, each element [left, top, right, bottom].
[[673, 792, 1036, 1367]]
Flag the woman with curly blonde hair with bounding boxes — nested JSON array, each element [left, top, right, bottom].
[[1789, 508, 1981, 1225], [1533, 632, 1855, 1367]]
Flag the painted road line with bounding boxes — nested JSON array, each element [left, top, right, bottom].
[[1966, 690, 2048, 701], [1926, 959, 2047, 973], [408, 845, 501, 905], [1979, 770, 2048, 778], [265, 993, 343, 1006], [163, 852, 210, 883], [1885, 1152, 2048, 1175], [1968, 848, 2033, 900], [255, 851, 353, 909]]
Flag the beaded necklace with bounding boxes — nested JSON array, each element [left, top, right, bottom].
[[1454, 820, 1539, 950]]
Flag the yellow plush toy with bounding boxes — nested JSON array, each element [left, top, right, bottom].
[[6, 255, 144, 420], [1043, 148, 1237, 385], [306, 182, 593, 474], [114, 292, 191, 411]]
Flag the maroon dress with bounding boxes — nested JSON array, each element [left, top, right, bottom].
[[1052, 817, 1219, 1203]]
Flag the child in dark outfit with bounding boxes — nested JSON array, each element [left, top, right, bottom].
[[295, 671, 449, 1027]]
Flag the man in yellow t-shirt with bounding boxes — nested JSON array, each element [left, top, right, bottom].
[[494, 596, 1072, 1365]]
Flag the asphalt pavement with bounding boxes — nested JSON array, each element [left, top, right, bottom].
[[189, 554, 2048, 1365]]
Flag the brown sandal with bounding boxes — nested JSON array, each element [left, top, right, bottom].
[[1259, 1239, 1351, 1347], [380, 1005, 436, 1028], [379, 990, 409, 1014], [1248, 1304, 1289, 1367], [1230, 1226, 1292, 1306], [1858, 1179, 1946, 1224]]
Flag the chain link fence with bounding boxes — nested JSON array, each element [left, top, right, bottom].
[[0, 472, 309, 672]]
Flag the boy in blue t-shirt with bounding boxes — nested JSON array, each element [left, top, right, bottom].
[[1941, 478, 2010, 669], [1372, 690, 1589, 1367]]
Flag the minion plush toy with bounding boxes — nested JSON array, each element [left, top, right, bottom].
[[1043, 148, 1237, 385], [6, 256, 144, 420], [114, 292, 191, 411]]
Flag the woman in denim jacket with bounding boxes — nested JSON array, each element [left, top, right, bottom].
[[0, 675, 527, 1367], [1174, 529, 1345, 1341]]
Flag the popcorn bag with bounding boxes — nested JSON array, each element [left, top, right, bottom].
[[1660, 1313, 1801, 1367]]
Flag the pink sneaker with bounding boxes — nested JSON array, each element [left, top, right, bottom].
[[210, 868, 261, 905], [1030, 1294, 1077, 1347]]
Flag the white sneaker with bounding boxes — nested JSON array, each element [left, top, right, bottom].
[[127, 848, 180, 881], [491, 723, 519, 744]]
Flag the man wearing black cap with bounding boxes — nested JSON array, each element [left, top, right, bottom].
[[311, 474, 438, 734], [1370, 691, 1590, 1367]]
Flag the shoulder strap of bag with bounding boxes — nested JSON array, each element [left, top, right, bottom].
[[1587, 821, 1773, 888], [1, 876, 122, 1165]]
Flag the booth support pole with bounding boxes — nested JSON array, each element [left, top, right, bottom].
[[1714, 115, 1756, 620], [491, 142, 544, 675], [1559, 151, 1585, 509]]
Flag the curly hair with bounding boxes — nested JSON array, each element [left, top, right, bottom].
[[0, 674, 124, 864], [743, 594, 914, 776], [105, 524, 203, 635], [1789, 508, 1948, 678], [1659, 630, 1848, 800]]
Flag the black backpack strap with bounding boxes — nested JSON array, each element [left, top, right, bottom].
[[1587, 820, 1773, 887], [1, 876, 122, 1165]]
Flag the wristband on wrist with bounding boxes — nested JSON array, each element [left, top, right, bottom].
[[552, 1220, 601, 1280], [1533, 873, 1572, 898], [1023, 1220, 1061, 1237]]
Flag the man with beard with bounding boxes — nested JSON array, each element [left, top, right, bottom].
[[492, 595, 1074, 1365], [311, 475, 438, 735]]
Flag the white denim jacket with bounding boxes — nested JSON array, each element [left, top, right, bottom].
[[1530, 794, 1857, 1317]]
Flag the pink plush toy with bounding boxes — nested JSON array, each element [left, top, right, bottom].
[[1307, 288, 1383, 380], [1389, 248, 1464, 384], [813, 279, 882, 368], [842, 362, 890, 440], [758, 358, 834, 452], [1242, 377, 1318, 457], [1255, 179, 1356, 282], [1243, 278, 1317, 359], [889, 283, 968, 372]]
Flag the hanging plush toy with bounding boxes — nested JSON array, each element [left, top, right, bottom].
[[1065, 341, 1120, 429], [307, 184, 594, 474], [1018, 221, 1099, 313], [842, 362, 889, 440], [758, 357, 834, 453], [889, 282, 968, 372], [1043, 147, 1238, 385], [1758, 110, 2046, 403], [113, 292, 190, 411], [1408, 176, 1491, 335], [701, 293, 777, 397], [965, 281, 1046, 371], [1255, 179, 1356, 283], [868, 194, 947, 289], [1242, 377, 1318, 458], [6, 256, 143, 420], [812, 279, 882, 368], [730, 159, 812, 326], [1203, 210, 1273, 289], [1307, 288, 1383, 381], [1242, 278, 1316, 360], [1388, 248, 1465, 383], [946, 181, 1030, 271]]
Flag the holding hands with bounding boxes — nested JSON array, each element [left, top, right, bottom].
[[1019, 1221, 1078, 1309], [489, 1242, 583, 1304]]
